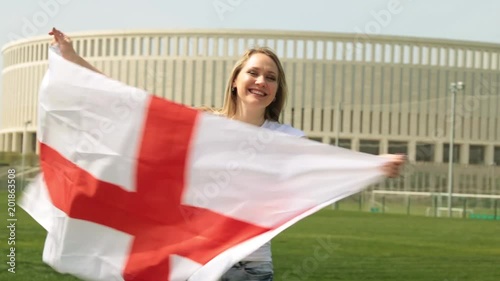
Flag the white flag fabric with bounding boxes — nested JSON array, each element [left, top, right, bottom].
[[21, 49, 388, 281]]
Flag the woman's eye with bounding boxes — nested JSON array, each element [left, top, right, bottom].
[[248, 71, 257, 76], [267, 76, 276, 81]]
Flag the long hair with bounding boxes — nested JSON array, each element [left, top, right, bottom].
[[219, 47, 287, 122]]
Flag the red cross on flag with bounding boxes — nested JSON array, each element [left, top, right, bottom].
[[21, 49, 388, 281]]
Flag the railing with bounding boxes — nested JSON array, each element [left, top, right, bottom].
[[376, 162, 500, 195], [4, 30, 500, 69]]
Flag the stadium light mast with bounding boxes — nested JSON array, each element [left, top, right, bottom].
[[447, 81, 464, 218]]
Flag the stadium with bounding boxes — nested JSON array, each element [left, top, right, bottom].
[[1, 29, 499, 202]]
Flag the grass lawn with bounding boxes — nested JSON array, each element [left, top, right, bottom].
[[273, 210, 500, 281], [0, 191, 499, 281]]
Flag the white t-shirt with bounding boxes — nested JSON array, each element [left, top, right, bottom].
[[260, 120, 305, 138], [242, 119, 305, 262]]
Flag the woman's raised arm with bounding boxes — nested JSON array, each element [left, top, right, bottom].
[[49, 27, 103, 75]]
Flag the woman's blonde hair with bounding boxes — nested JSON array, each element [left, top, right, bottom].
[[218, 47, 287, 122]]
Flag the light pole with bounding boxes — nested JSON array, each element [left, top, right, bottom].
[[21, 120, 32, 190], [447, 82, 464, 217]]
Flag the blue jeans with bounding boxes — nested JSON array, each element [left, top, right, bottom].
[[219, 261, 273, 281]]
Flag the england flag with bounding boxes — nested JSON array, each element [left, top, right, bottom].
[[21, 49, 387, 281]]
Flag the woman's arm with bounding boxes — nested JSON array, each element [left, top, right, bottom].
[[49, 28, 103, 75]]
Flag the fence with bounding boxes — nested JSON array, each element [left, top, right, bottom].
[[334, 162, 500, 220]]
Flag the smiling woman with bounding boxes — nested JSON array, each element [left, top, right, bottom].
[[220, 48, 286, 126], [215, 47, 303, 281]]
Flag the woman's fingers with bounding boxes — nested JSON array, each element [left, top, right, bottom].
[[379, 154, 406, 178], [49, 28, 62, 45], [48, 27, 74, 52], [383, 163, 399, 178], [48, 28, 80, 61], [49, 28, 69, 42]]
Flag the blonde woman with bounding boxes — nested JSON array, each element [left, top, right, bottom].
[[50, 28, 404, 281], [216, 47, 304, 281]]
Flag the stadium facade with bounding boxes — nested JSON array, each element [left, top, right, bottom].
[[1, 29, 500, 171]]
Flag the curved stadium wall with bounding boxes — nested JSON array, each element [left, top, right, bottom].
[[1, 29, 499, 195]]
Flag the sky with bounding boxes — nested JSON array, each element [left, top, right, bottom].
[[1, 0, 500, 98]]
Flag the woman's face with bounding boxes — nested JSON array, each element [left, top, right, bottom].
[[232, 53, 279, 114]]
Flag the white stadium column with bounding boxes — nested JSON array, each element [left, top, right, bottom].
[[12, 132, 22, 153], [460, 144, 469, 165], [485, 144, 495, 165], [435, 142, 444, 163], [408, 140, 417, 162], [380, 138, 388, 154], [0, 134, 4, 152]]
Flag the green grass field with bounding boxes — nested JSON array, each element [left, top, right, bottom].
[[0, 193, 499, 281]]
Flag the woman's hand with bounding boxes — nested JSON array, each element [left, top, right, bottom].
[[48, 27, 103, 74], [48, 27, 78, 61], [379, 154, 406, 178]]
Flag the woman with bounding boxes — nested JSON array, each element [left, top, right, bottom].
[[49, 28, 404, 281], [216, 47, 304, 281]]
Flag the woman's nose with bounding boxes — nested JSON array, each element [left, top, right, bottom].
[[255, 75, 266, 86]]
